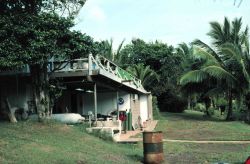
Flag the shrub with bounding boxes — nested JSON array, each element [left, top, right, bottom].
[[216, 98, 227, 107], [193, 103, 205, 112], [207, 106, 215, 116], [158, 91, 187, 113], [152, 96, 161, 119]]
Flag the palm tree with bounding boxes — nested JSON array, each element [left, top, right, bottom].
[[127, 63, 159, 88], [176, 43, 195, 109], [97, 38, 125, 65], [183, 17, 249, 120], [180, 46, 237, 117]]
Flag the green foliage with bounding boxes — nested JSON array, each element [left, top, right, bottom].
[[93, 39, 125, 65], [207, 106, 215, 116], [180, 17, 250, 121], [158, 91, 187, 113], [126, 63, 159, 89], [193, 103, 206, 112], [119, 39, 186, 112], [0, 0, 94, 70], [0, 0, 86, 18], [152, 96, 161, 119], [216, 98, 228, 107]]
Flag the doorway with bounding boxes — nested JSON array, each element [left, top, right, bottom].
[[71, 93, 77, 113]]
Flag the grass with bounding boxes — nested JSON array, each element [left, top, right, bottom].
[[155, 110, 250, 141], [0, 120, 143, 164], [1, 111, 250, 163], [154, 110, 250, 163], [164, 142, 250, 163]]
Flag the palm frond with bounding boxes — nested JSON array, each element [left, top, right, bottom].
[[207, 21, 225, 45], [223, 17, 231, 41], [192, 39, 226, 68], [177, 42, 190, 56], [204, 87, 225, 97], [193, 46, 219, 66], [232, 17, 242, 44], [220, 43, 242, 64], [202, 65, 237, 85], [180, 70, 208, 85]]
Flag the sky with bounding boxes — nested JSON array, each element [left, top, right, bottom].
[[73, 0, 250, 48]]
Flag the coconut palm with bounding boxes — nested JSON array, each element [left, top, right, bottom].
[[181, 38, 250, 120], [127, 63, 160, 88], [181, 17, 249, 120], [180, 45, 237, 117], [97, 38, 125, 65]]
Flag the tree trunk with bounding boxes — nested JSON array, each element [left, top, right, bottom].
[[30, 64, 51, 122], [5, 99, 17, 123], [226, 89, 233, 121], [203, 96, 211, 117], [187, 95, 191, 109]]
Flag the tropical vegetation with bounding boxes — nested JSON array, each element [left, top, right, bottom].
[[180, 17, 250, 122], [1, 1, 250, 124]]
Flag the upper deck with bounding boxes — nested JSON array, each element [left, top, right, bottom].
[[49, 54, 148, 94]]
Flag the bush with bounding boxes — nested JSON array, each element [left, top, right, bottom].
[[207, 106, 215, 116], [193, 103, 205, 112], [158, 91, 187, 113], [152, 96, 161, 119], [216, 98, 227, 107]]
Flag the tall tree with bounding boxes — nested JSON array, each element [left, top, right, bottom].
[[95, 39, 125, 65], [120, 39, 187, 112], [126, 64, 159, 89], [181, 17, 249, 120], [0, 0, 93, 121]]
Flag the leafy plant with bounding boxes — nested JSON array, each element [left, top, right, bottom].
[[194, 103, 206, 112]]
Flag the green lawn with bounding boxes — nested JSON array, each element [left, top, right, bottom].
[[1, 111, 250, 164], [156, 110, 250, 141], [155, 110, 250, 163], [164, 142, 250, 164], [0, 120, 142, 164]]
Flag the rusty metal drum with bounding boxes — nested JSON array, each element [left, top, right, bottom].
[[143, 131, 164, 164]]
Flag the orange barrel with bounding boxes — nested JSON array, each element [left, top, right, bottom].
[[143, 131, 164, 164]]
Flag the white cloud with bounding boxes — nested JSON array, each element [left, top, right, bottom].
[[87, 5, 106, 22], [77, 1, 106, 23]]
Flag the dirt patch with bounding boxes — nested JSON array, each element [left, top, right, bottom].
[[0, 139, 8, 146], [57, 124, 71, 132], [76, 160, 87, 164], [103, 154, 122, 162]]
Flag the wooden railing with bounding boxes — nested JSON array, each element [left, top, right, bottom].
[[49, 54, 142, 88]]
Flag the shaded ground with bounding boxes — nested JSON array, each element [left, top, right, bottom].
[[156, 110, 250, 141]]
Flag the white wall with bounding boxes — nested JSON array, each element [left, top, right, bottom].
[[118, 92, 130, 112], [77, 91, 131, 115], [140, 94, 148, 123], [79, 92, 117, 115]]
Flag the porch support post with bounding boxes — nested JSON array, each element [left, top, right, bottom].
[[116, 91, 119, 120], [94, 83, 97, 123]]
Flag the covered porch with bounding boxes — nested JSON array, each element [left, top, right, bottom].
[[50, 54, 153, 138]]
